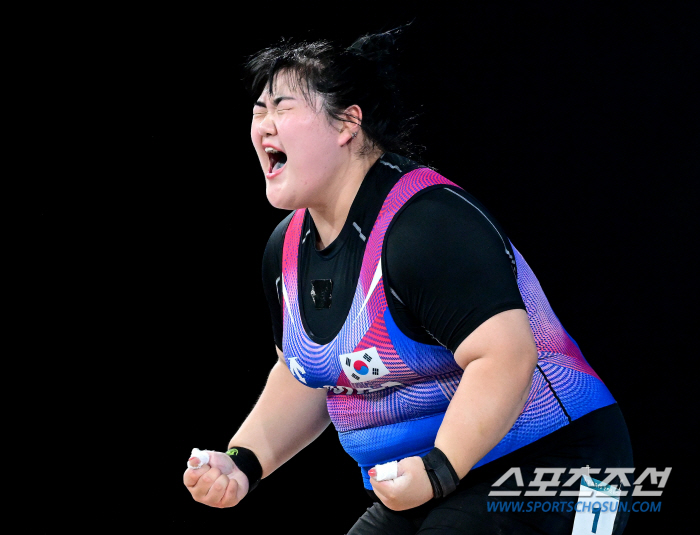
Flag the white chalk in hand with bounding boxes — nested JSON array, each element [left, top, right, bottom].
[[187, 448, 210, 469], [374, 460, 398, 481]]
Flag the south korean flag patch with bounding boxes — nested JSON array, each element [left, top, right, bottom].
[[339, 347, 390, 384]]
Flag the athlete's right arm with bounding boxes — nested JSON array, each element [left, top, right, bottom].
[[228, 347, 331, 476], [183, 347, 330, 508]]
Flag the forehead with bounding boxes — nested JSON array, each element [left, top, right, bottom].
[[256, 70, 318, 106]]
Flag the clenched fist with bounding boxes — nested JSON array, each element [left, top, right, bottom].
[[183, 449, 250, 508]]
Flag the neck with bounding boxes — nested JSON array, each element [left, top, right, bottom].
[[310, 152, 382, 249]]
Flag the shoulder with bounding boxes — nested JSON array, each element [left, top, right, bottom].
[[384, 181, 517, 281], [387, 183, 509, 246]]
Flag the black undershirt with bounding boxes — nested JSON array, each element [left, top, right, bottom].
[[261, 152, 525, 353]]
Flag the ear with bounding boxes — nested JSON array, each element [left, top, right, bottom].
[[337, 104, 363, 146]]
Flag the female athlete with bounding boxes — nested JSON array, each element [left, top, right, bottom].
[[183, 27, 633, 534]]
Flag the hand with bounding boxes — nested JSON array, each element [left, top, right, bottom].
[[183, 450, 250, 508], [369, 456, 433, 511]]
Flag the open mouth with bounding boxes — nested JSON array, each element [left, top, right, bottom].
[[266, 147, 287, 174]]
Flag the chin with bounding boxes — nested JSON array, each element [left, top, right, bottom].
[[266, 197, 294, 210], [265, 185, 297, 211]]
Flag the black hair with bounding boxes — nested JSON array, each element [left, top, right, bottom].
[[244, 25, 421, 159]]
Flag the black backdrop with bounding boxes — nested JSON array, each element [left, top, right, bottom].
[[35, 1, 697, 533]]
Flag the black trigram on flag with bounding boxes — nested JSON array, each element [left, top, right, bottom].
[[338, 347, 389, 384]]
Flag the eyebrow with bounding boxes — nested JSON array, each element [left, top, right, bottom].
[[254, 96, 296, 108]]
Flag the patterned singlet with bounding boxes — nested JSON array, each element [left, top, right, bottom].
[[281, 167, 616, 489]]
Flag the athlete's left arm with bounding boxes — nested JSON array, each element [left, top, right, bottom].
[[435, 307, 537, 477], [371, 308, 537, 510]]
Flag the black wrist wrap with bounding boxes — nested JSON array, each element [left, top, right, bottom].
[[421, 447, 460, 499], [225, 447, 263, 493]]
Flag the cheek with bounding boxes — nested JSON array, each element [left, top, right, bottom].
[[250, 120, 260, 145], [292, 122, 338, 159], [250, 123, 266, 163]]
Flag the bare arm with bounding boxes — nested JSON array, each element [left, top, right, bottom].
[[184, 348, 329, 508], [369, 308, 538, 510], [434, 308, 538, 478], [228, 347, 331, 478]]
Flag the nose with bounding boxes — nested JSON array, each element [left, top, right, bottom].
[[256, 113, 277, 137]]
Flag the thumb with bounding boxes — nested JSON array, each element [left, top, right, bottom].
[[369, 460, 400, 481], [207, 451, 235, 475], [187, 448, 209, 469]]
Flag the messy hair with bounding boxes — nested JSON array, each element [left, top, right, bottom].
[[244, 26, 420, 158]]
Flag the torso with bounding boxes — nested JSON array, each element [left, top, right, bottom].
[[263, 153, 616, 489]]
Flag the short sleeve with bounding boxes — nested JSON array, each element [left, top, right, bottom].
[[384, 186, 526, 353]]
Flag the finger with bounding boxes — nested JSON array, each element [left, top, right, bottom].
[[369, 475, 395, 494], [369, 478, 383, 500], [190, 466, 222, 501], [184, 463, 212, 488], [219, 476, 241, 507], [204, 472, 231, 506], [371, 479, 396, 496], [188, 456, 201, 468], [369, 480, 397, 510], [395, 459, 408, 477]]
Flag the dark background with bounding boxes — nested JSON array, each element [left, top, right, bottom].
[[34, 1, 697, 533]]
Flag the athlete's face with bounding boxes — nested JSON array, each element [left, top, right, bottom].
[[251, 72, 345, 210]]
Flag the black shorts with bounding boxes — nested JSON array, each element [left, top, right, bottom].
[[347, 403, 634, 535]]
